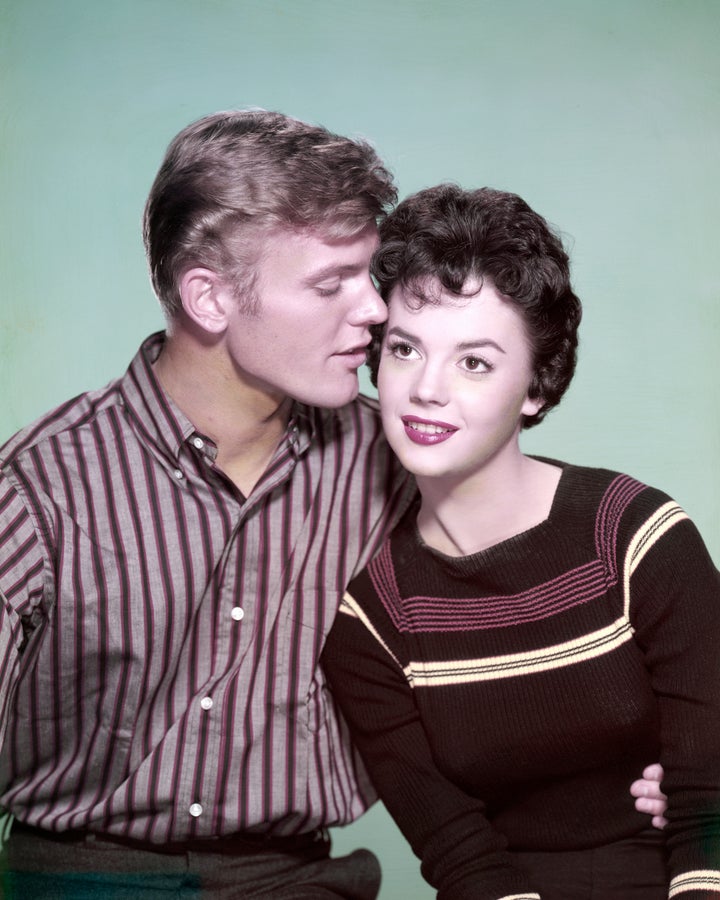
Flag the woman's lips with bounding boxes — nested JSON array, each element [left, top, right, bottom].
[[401, 416, 457, 445]]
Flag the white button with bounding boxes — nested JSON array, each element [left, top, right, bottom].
[[173, 469, 184, 480], [192, 437, 204, 449], [200, 696, 213, 710], [189, 803, 203, 817], [230, 607, 244, 621]]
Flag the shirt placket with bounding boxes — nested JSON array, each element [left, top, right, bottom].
[[174, 441, 301, 836]]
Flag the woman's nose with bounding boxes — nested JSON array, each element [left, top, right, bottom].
[[411, 364, 449, 406]]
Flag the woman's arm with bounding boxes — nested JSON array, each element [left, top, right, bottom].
[[623, 492, 720, 897], [322, 586, 541, 900]]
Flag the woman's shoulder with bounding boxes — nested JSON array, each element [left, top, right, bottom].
[[543, 460, 696, 570], [538, 458, 675, 514]]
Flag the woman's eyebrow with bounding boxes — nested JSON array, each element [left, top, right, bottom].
[[387, 327, 506, 355], [456, 339, 506, 354], [386, 326, 419, 342]]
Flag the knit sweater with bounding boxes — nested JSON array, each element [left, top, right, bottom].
[[322, 463, 720, 900]]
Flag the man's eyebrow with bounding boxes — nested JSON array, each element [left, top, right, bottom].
[[301, 263, 365, 285], [386, 326, 506, 354]]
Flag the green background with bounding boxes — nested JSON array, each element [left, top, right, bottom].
[[2, 1, 718, 896]]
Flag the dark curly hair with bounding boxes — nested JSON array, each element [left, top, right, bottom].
[[369, 184, 582, 428]]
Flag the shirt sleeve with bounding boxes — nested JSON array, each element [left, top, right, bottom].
[[622, 491, 720, 898], [322, 577, 541, 900], [0, 471, 48, 752]]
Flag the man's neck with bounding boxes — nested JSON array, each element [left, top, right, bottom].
[[153, 330, 292, 496]]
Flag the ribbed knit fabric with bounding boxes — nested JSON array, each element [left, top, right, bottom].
[[322, 462, 720, 900]]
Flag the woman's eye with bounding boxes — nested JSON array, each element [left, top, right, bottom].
[[462, 355, 490, 373], [389, 342, 417, 359]]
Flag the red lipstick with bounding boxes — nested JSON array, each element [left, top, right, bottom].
[[401, 416, 457, 446]]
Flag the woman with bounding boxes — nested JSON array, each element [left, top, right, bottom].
[[321, 185, 720, 899]]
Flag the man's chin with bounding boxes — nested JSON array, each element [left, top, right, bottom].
[[302, 383, 360, 409]]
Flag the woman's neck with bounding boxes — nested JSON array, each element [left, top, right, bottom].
[[416, 455, 562, 557]]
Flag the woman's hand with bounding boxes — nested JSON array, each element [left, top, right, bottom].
[[630, 763, 667, 828]]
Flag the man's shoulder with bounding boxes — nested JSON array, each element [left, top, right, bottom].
[[0, 334, 163, 468], [336, 393, 381, 423], [311, 393, 383, 445], [0, 379, 123, 468], [306, 395, 414, 504]]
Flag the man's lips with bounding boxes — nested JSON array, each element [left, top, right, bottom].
[[401, 416, 457, 445], [336, 346, 368, 367], [335, 337, 371, 366]]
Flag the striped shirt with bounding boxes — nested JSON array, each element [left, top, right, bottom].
[[0, 332, 413, 842]]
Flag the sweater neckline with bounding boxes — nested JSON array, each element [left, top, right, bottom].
[[409, 457, 572, 565]]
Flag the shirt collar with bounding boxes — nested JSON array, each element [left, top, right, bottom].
[[119, 332, 317, 462]]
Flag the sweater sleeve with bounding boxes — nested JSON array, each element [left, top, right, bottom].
[[621, 492, 720, 898], [322, 576, 541, 900]]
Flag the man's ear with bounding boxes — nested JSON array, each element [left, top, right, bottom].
[[178, 268, 231, 334]]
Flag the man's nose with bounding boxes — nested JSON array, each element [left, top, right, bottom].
[[349, 280, 387, 326]]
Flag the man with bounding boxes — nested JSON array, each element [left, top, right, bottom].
[[0, 110, 665, 898]]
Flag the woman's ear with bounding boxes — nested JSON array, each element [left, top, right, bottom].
[[178, 268, 231, 334], [521, 393, 544, 418]]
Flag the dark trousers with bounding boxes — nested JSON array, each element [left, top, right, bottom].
[[511, 828, 668, 899], [0, 825, 381, 899]]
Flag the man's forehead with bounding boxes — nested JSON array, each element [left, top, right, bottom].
[[253, 221, 379, 285], [268, 220, 379, 246], [265, 222, 379, 264]]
